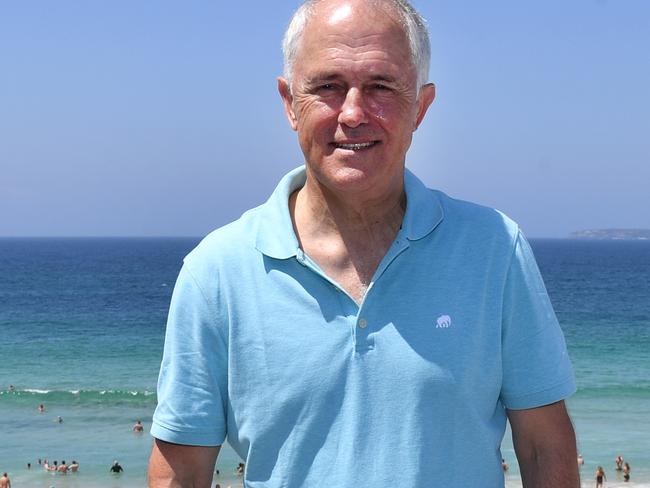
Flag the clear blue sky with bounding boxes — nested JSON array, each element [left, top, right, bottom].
[[1, 0, 648, 237]]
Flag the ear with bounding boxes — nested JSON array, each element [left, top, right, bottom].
[[278, 77, 298, 131], [413, 83, 435, 131]]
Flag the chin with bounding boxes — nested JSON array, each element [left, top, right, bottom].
[[315, 163, 397, 196]]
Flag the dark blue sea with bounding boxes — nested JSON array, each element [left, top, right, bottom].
[[1, 238, 648, 487]]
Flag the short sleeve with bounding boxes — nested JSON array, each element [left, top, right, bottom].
[[500, 231, 576, 410], [150, 262, 228, 446]]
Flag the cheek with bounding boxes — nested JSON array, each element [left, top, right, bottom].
[[297, 103, 338, 137], [367, 98, 417, 130], [366, 98, 388, 122]]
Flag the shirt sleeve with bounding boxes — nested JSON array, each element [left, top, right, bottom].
[[150, 261, 229, 446], [500, 230, 576, 410]]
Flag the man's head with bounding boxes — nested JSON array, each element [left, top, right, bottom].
[[278, 0, 435, 198], [283, 0, 431, 91]]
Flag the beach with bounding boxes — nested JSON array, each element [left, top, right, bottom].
[[1, 237, 648, 487]]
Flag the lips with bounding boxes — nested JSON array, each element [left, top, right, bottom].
[[332, 141, 380, 151]]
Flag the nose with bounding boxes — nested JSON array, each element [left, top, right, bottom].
[[338, 88, 368, 128]]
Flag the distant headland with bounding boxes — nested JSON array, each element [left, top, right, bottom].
[[569, 229, 650, 240]]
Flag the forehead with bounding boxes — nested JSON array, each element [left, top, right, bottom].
[[294, 0, 414, 79]]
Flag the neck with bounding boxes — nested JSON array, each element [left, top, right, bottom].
[[291, 172, 406, 243], [289, 171, 406, 303]]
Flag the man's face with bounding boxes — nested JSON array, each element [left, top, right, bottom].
[[279, 0, 435, 198]]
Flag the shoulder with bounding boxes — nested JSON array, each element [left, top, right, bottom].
[[181, 205, 268, 285], [189, 205, 266, 259], [432, 190, 520, 252]]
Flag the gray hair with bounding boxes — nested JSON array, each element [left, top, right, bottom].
[[282, 0, 431, 91]]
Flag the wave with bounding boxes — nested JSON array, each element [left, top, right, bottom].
[[575, 384, 650, 399], [0, 388, 157, 406]]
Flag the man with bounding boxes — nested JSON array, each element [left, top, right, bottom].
[[148, 0, 579, 487], [0, 473, 10, 488], [110, 461, 123, 474], [133, 420, 144, 432]]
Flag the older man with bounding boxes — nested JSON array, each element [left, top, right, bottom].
[[148, 1, 579, 487]]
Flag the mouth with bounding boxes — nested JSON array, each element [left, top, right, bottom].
[[331, 141, 380, 151]]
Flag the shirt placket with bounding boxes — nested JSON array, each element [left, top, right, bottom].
[[295, 233, 411, 355]]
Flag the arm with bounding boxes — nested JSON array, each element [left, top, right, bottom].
[[148, 439, 220, 488], [507, 400, 579, 488]]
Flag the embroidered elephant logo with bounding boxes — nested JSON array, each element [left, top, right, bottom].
[[436, 315, 452, 328]]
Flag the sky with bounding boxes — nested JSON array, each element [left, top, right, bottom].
[[1, 0, 649, 238]]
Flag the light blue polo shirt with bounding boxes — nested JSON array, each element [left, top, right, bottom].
[[151, 166, 575, 487]]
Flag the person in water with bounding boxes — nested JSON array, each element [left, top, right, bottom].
[[595, 466, 606, 488], [623, 462, 631, 482]]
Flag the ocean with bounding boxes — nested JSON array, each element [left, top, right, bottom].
[[1, 237, 648, 487]]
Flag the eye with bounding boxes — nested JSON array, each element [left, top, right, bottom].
[[373, 83, 392, 91], [317, 83, 338, 92]]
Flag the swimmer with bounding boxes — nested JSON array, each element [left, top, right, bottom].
[[615, 455, 624, 471], [68, 460, 79, 472], [133, 420, 144, 432], [623, 462, 631, 482], [55, 416, 63, 423], [501, 458, 509, 472], [595, 466, 606, 488], [577, 454, 584, 466], [110, 461, 123, 473], [39, 404, 45, 413], [0, 473, 11, 488], [57, 461, 68, 473]]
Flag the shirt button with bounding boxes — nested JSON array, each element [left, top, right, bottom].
[[358, 319, 368, 329]]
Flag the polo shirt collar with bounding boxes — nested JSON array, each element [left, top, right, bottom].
[[255, 166, 305, 259], [255, 166, 444, 259], [402, 167, 445, 241]]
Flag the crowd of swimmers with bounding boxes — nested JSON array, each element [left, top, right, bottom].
[[593, 455, 632, 486], [2, 401, 249, 486], [501, 453, 634, 485], [0, 403, 136, 484], [21, 458, 124, 474], [40, 459, 80, 473]]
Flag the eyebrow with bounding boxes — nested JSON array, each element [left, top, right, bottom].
[[303, 73, 342, 86], [303, 73, 399, 86]]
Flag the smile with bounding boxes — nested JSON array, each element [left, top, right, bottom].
[[333, 141, 379, 151]]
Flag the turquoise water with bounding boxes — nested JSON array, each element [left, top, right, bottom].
[[1, 237, 648, 487]]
